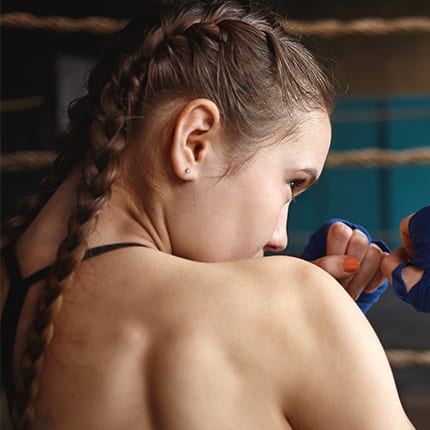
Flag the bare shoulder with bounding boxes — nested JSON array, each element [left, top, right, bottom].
[[240, 256, 414, 429], [112, 250, 332, 325], [157, 254, 414, 430], [128, 252, 412, 429]]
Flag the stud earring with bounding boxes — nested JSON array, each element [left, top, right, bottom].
[[185, 168, 191, 174]]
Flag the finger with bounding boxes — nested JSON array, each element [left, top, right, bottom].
[[312, 254, 360, 280], [346, 244, 384, 299], [381, 249, 424, 292], [364, 270, 387, 293], [363, 244, 390, 293], [399, 215, 414, 260], [380, 248, 407, 283], [362, 247, 389, 293], [326, 222, 353, 255], [345, 229, 369, 262], [340, 229, 370, 290]]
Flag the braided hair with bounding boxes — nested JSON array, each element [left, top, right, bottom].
[[2, 2, 334, 427]]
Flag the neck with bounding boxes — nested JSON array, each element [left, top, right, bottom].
[[17, 172, 172, 274], [93, 185, 172, 254]]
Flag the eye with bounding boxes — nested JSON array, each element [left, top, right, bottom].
[[288, 178, 306, 196]]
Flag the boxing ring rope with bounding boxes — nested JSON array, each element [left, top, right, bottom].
[[1, 12, 430, 36], [2, 148, 430, 172], [1, 12, 430, 368], [387, 349, 430, 368], [1, 11, 430, 170]]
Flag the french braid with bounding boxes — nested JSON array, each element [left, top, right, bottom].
[[14, 117, 128, 429], [12, 39, 138, 430]]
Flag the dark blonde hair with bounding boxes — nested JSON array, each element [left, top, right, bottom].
[[2, 1, 333, 427]]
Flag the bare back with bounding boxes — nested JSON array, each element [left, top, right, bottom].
[[2, 245, 414, 430], [2, 240, 297, 429]]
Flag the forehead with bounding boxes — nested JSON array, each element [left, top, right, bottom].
[[288, 111, 331, 147], [264, 111, 331, 164], [225, 111, 331, 176]]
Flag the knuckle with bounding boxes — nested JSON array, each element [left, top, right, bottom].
[[367, 243, 383, 260], [350, 229, 369, 248], [329, 222, 352, 241]]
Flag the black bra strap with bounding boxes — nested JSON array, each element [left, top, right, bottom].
[[1, 243, 25, 414], [13, 242, 148, 289], [83, 242, 148, 259], [1, 241, 147, 415]]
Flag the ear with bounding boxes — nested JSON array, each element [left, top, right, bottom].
[[171, 98, 221, 181]]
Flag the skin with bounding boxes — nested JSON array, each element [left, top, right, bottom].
[[315, 222, 387, 299], [381, 213, 425, 290], [1, 100, 414, 429]]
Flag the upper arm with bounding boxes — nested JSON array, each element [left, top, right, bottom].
[[268, 258, 414, 429]]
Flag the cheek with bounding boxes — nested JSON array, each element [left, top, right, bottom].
[[246, 195, 287, 238], [280, 202, 290, 224]]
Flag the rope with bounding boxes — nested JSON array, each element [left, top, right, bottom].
[[3, 94, 429, 120], [325, 147, 430, 167], [283, 16, 430, 37], [0, 12, 126, 34], [1, 151, 56, 171], [0, 95, 45, 113], [386, 349, 430, 368], [1, 12, 430, 37], [333, 106, 430, 123], [2, 148, 429, 172]]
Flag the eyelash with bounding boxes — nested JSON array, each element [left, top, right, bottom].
[[288, 179, 306, 197]]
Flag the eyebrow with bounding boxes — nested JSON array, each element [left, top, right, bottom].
[[300, 168, 319, 185]]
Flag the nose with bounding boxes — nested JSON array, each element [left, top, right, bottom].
[[264, 204, 289, 253]]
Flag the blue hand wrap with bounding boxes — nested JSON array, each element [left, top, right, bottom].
[[302, 218, 390, 314], [391, 206, 430, 313]]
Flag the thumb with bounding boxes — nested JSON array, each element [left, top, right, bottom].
[[312, 255, 360, 280], [381, 248, 406, 283], [381, 248, 425, 293]]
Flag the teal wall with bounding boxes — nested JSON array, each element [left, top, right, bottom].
[[286, 95, 430, 255]]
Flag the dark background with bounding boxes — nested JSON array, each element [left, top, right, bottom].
[[2, 1, 430, 428]]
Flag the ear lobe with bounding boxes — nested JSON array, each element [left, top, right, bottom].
[[171, 99, 220, 181]]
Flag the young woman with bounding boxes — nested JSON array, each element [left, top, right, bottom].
[[1, 1, 414, 428]]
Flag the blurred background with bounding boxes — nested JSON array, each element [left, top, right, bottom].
[[1, 0, 430, 427]]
